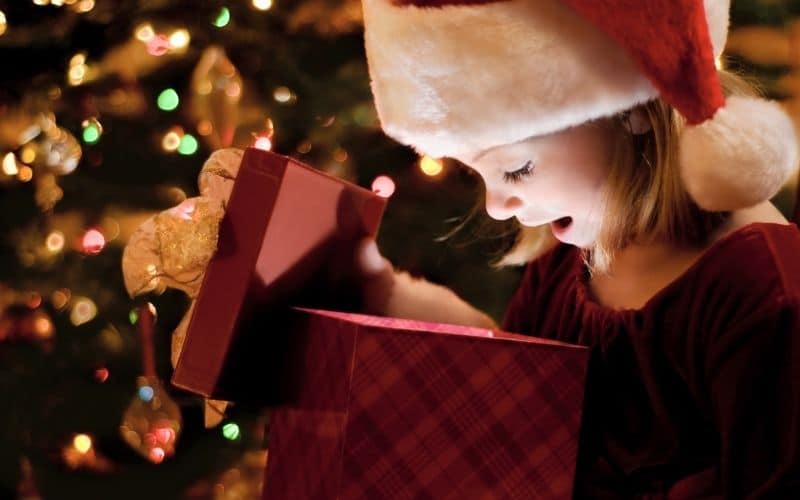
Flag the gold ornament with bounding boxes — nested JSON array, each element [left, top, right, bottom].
[[34, 171, 64, 211], [120, 376, 182, 464], [121, 305, 182, 463], [28, 115, 82, 175], [190, 46, 242, 150]]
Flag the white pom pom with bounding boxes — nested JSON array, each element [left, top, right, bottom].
[[679, 95, 799, 211]]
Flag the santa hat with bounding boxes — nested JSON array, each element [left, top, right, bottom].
[[362, 0, 799, 212]]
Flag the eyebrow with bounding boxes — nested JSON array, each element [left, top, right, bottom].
[[467, 133, 541, 164], [468, 148, 493, 164]]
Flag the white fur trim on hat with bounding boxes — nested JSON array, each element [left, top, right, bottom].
[[362, 0, 730, 159], [679, 95, 799, 211], [363, 0, 658, 158]]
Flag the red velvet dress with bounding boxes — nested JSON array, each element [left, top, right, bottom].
[[501, 222, 800, 499]]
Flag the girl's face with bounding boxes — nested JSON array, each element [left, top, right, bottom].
[[454, 121, 615, 248]]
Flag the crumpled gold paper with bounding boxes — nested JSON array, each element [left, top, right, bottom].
[[121, 196, 224, 299], [121, 148, 245, 427]]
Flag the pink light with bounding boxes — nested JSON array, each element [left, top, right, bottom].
[[371, 175, 395, 198], [146, 34, 170, 56], [253, 136, 272, 151], [149, 447, 165, 464], [155, 427, 175, 444], [81, 229, 106, 254]]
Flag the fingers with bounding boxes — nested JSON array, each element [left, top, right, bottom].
[[355, 237, 392, 276], [354, 237, 397, 316]]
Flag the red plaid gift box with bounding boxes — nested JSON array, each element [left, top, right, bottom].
[[172, 148, 387, 401], [263, 308, 590, 500]]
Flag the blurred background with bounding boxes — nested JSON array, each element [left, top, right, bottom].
[[1, 0, 799, 498]]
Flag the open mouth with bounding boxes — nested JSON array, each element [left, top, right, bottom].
[[552, 216, 573, 229], [549, 216, 574, 238]]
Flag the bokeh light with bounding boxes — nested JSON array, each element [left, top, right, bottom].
[[70, 297, 97, 326], [419, 156, 443, 176], [138, 385, 154, 402], [146, 34, 170, 56], [135, 23, 155, 42], [3, 153, 19, 176], [253, 136, 272, 151], [81, 118, 102, 144], [253, 0, 273, 10], [197, 120, 213, 136], [81, 228, 106, 254], [149, 447, 165, 464], [18, 166, 33, 182], [20, 144, 36, 164], [213, 7, 230, 28], [157, 88, 179, 111], [273, 86, 292, 103], [168, 29, 190, 50], [46, 231, 65, 253], [222, 422, 240, 441], [51, 288, 71, 310], [177, 134, 198, 155], [162, 128, 182, 152], [73, 434, 92, 454], [371, 175, 395, 198]]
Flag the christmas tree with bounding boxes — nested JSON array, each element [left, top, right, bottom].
[[0, 0, 798, 497]]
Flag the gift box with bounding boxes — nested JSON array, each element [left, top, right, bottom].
[[262, 308, 590, 500], [172, 148, 387, 401]]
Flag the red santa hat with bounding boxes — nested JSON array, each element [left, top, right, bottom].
[[362, 0, 799, 212]]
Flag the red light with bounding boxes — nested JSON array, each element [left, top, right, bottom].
[[81, 229, 106, 255]]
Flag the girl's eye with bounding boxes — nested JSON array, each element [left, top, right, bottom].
[[502, 160, 535, 184]]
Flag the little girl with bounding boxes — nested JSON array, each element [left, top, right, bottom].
[[125, 0, 800, 497], [352, 0, 800, 497]]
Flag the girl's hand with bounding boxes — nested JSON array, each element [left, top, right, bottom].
[[354, 237, 499, 330], [354, 237, 397, 316]]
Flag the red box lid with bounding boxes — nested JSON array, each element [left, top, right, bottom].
[[172, 148, 387, 400]]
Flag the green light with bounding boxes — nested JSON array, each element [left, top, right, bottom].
[[178, 134, 198, 155], [82, 124, 100, 144], [129, 309, 138, 325], [222, 422, 240, 441], [157, 89, 179, 111], [213, 7, 230, 28]]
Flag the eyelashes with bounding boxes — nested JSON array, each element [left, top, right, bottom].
[[502, 160, 535, 184]]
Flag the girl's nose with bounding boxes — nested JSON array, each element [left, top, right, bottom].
[[485, 190, 523, 221]]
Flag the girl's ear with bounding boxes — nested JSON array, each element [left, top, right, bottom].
[[625, 106, 652, 135]]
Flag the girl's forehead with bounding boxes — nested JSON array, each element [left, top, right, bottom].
[[465, 129, 574, 164]]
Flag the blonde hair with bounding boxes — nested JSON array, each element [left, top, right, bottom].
[[441, 68, 763, 274]]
